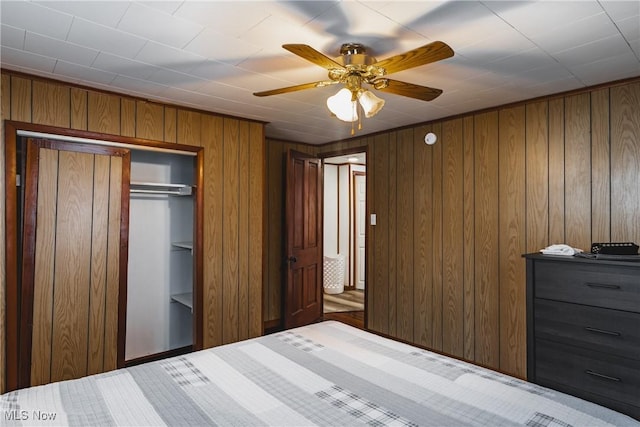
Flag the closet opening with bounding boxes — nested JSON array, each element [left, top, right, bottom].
[[125, 149, 197, 363]]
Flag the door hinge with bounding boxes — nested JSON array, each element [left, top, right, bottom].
[[16, 174, 21, 187]]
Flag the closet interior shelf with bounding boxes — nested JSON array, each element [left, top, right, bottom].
[[170, 292, 193, 312], [130, 182, 193, 196]]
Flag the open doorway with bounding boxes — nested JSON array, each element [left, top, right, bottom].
[[321, 151, 366, 326]]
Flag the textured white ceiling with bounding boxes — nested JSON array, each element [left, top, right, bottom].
[[1, 1, 639, 144]]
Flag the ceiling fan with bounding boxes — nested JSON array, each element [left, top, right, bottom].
[[253, 41, 454, 129]]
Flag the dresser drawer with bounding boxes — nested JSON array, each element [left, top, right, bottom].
[[534, 261, 640, 312], [535, 299, 640, 360], [535, 339, 640, 409]]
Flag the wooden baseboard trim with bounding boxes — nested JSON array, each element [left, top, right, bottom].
[[263, 319, 282, 334]]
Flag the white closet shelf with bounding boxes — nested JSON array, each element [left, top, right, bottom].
[[171, 292, 193, 312], [172, 241, 193, 251], [130, 182, 193, 196]]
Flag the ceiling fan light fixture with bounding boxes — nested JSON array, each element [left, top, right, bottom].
[[358, 89, 385, 118], [327, 88, 358, 122]]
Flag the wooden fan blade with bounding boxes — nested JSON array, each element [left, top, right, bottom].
[[373, 41, 453, 75], [253, 80, 337, 97], [376, 79, 443, 102], [283, 44, 345, 70]]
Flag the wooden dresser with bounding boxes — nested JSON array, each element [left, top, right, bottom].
[[524, 254, 640, 419]]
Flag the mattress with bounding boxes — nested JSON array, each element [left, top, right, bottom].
[[2, 321, 638, 426]]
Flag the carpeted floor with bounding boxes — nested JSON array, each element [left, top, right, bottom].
[[323, 289, 364, 313]]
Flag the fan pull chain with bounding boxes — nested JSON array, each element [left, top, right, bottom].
[[351, 100, 357, 135]]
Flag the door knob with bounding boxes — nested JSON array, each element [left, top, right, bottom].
[[288, 256, 297, 263]]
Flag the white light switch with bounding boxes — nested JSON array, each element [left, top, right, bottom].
[[370, 214, 377, 226]]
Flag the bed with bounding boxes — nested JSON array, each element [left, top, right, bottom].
[[2, 321, 638, 426]]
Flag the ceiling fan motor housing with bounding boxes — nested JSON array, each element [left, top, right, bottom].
[[336, 43, 377, 67]]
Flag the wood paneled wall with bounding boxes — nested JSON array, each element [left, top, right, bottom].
[[0, 70, 265, 393], [264, 78, 640, 378]]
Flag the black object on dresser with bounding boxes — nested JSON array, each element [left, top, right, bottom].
[[525, 253, 640, 420]]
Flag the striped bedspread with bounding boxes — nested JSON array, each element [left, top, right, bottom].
[[2, 321, 638, 426]]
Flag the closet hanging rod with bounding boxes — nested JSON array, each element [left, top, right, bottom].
[[130, 182, 193, 196]]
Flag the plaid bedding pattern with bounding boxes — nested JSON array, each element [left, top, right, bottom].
[[2, 321, 638, 426], [316, 385, 418, 427], [160, 357, 210, 388]]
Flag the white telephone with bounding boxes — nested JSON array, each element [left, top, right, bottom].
[[540, 244, 582, 256]]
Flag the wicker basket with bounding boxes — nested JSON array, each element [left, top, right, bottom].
[[323, 254, 345, 294]]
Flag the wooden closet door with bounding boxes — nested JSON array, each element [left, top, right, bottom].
[[19, 138, 130, 387]]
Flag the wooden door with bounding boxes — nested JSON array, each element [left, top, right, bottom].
[[284, 150, 323, 329], [19, 138, 129, 387]]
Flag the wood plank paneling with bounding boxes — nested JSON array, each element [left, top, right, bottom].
[[120, 99, 136, 137], [611, 83, 640, 244], [564, 93, 591, 250], [238, 122, 250, 340], [32, 81, 70, 127], [442, 119, 464, 358], [525, 101, 549, 252], [70, 88, 88, 131], [201, 115, 224, 347], [548, 98, 565, 244], [462, 116, 475, 361], [431, 124, 443, 351], [372, 133, 390, 334], [366, 137, 375, 332], [10, 75, 32, 121], [51, 150, 93, 382], [30, 148, 58, 386], [136, 101, 164, 141], [498, 106, 526, 378], [223, 118, 240, 344], [178, 110, 202, 146], [474, 111, 500, 368], [2, 73, 11, 118], [396, 129, 414, 341], [87, 155, 110, 376], [164, 107, 177, 143], [413, 126, 434, 348], [388, 133, 398, 336], [248, 122, 264, 337], [88, 92, 121, 135], [104, 156, 123, 372], [591, 89, 611, 243]]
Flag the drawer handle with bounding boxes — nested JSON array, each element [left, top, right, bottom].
[[584, 326, 621, 337], [585, 282, 621, 290], [585, 370, 621, 382]]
